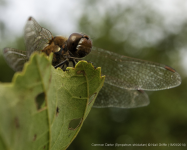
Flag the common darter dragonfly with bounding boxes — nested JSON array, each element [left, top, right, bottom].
[[3, 17, 181, 108]]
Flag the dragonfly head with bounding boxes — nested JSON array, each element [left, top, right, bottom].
[[67, 33, 92, 58]]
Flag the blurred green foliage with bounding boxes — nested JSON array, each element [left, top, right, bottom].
[[69, 1, 187, 150], [0, 0, 187, 150]]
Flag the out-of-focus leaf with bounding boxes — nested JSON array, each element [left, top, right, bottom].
[[0, 53, 105, 150]]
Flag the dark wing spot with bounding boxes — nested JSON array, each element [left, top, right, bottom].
[[165, 65, 176, 73], [28, 16, 32, 21]]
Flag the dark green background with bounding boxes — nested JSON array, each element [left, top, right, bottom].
[[0, 0, 187, 150]]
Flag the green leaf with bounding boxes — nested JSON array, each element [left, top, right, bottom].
[[0, 53, 105, 150]]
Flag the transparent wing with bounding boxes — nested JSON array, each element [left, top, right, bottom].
[[93, 83, 149, 108], [3, 48, 28, 71], [24, 17, 53, 57], [84, 47, 181, 91]]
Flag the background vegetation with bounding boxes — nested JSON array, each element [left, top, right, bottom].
[[0, 0, 187, 150]]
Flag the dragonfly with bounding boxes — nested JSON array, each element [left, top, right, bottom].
[[3, 17, 181, 108]]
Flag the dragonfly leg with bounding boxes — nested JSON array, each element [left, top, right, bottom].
[[54, 59, 68, 69], [63, 61, 69, 71], [72, 59, 77, 67], [60, 64, 64, 70]]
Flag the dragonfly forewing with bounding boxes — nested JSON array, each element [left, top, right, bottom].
[[24, 17, 53, 57], [84, 47, 181, 91]]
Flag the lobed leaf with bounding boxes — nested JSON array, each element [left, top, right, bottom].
[[0, 53, 105, 150]]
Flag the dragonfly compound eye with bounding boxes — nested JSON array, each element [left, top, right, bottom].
[[67, 33, 92, 58]]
